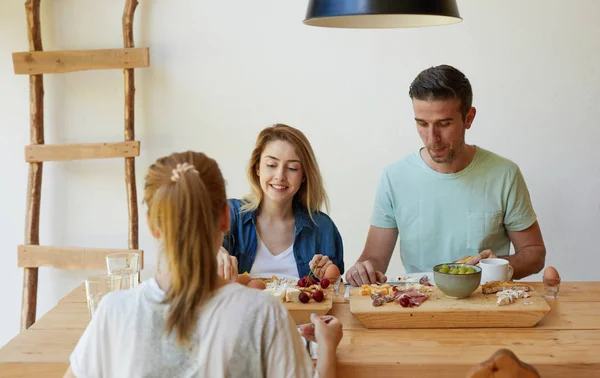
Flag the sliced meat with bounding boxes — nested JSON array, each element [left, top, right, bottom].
[[393, 288, 425, 298], [395, 291, 429, 307], [372, 297, 384, 307], [410, 295, 429, 306]]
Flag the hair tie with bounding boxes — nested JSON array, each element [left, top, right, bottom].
[[171, 162, 198, 182]]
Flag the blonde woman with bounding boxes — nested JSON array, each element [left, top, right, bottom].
[[63, 151, 343, 378], [219, 124, 344, 281]]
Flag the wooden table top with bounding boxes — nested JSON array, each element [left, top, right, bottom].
[[1, 282, 599, 378]]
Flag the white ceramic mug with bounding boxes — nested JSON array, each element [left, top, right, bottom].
[[479, 258, 513, 284]]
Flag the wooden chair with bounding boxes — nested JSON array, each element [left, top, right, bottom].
[[468, 349, 541, 378], [13, 0, 148, 330]]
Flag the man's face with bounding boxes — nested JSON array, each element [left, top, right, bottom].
[[413, 98, 475, 164]]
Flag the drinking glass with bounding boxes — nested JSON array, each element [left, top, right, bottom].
[[330, 276, 342, 296], [106, 252, 140, 290], [85, 274, 122, 319], [543, 277, 561, 299]]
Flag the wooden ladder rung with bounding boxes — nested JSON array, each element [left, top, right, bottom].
[[18, 245, 144, 270], [25, 141, 140, 162], [13, 47, 149, 75]]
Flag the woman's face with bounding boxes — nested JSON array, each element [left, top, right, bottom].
[[257, 140, 304, 206]]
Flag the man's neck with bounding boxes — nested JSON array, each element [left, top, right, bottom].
[[421, 144, 476, 174]]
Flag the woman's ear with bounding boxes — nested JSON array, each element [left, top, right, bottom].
[[255, 161, 262, 177]]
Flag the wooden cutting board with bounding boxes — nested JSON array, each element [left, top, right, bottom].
[[285, 288, 333, 325], [349, 286, 551, 329]]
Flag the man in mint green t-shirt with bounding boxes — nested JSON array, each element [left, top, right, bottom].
[[346, 65, 546, 286]]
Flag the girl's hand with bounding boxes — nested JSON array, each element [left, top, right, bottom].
[[311, 314, 342, 350], [217, 246, 238, 282]]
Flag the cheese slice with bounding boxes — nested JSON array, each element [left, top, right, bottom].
[[264, 288, 286, 302], [285, 288, 300, 303], [496, 289, 530, 300], [497, 295, 512, 306]]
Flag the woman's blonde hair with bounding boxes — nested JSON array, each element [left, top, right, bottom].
[[143, 151, 226, 345], [242, 124, 329, 217]]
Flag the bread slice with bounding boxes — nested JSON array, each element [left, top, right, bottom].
[[453, 255, 474, 264], [468, 348, 541, 378], [482, 281, 532, 294]]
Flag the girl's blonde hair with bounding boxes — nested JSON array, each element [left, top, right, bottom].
[[143, 151, 226, 345], [242, 124, 329, 218]]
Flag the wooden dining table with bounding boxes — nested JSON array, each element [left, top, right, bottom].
[[0, 282, 599, 377]]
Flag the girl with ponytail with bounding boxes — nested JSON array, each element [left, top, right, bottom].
[[64, 151, 342, 378]]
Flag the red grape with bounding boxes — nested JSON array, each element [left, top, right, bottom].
[[299, 291, 310, 303], [313, 290, 324, 302]]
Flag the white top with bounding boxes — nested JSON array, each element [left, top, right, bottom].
[[250, 239, 298, 278], [70, 279, 314, 378]]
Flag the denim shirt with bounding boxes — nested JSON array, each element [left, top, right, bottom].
[[223, 198, 344, 278]]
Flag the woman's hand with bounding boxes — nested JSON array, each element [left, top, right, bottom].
[[217, 246, 238, 282], [309, 254, 333, 279]]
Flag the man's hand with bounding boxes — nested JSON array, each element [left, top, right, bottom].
[[217, 246, 238, 282], [345, 260, 387, 287], [309, 254, 333, 279], [466, 249, 498, 265], [346, 226, 397, 287]]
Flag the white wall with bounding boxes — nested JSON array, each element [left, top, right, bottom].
[[1, 0, 599, 347]]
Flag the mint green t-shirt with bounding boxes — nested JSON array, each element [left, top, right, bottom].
[[371, 147, 537, 274]]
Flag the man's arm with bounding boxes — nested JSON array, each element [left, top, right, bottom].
[[505, 221, 546, 279], [467, 221, 545, 279], [502, 167, 544, 279], [358, 226, 398, 272], [346, 226, 398, 286]]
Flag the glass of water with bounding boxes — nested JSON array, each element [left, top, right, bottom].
[[106, 252, 140, 290], [85, 274, 122, 319]]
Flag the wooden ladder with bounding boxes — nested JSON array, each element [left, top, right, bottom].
[[13, 0, 148, 330]]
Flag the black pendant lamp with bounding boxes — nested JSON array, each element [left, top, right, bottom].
[[304, 0, 462, 29]]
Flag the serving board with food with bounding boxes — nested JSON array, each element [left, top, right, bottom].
[[238, 273, 334, 325], [349, 269, 551, 329]]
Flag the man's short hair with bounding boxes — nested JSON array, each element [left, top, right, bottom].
[[409, 65, 473, 120]]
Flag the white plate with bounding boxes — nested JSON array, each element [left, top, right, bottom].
[[398, 272, 435, 286]]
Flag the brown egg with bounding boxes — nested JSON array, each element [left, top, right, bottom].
[[324, 264, 341, 281], [237, 274, 252, 286], [246, 279, 266, 290], [543, 266, 560, 285]]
